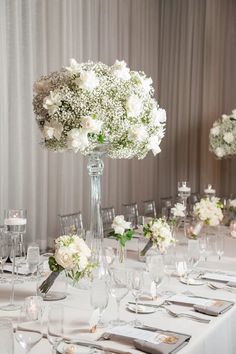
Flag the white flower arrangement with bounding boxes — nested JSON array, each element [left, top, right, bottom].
[[194, 197, 223, 227], [141, 218, 175, 255], [39, 235, 96, 294], [171, 202, 186, 218], [209, 109, 236, 158], [33, 59, 166, 159]]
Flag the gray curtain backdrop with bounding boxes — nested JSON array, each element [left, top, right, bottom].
[[0, 0, 236, 246]]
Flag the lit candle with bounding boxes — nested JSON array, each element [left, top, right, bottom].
[[204, 184, 216, 194], [4, 217, 27, 226], [178, 184, 191, 192]]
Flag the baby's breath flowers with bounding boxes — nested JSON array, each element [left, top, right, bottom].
[[209, 109, 236, 159], [33, 59, 166, 159]]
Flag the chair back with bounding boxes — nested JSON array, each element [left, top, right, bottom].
[[143, 200, 157, 218], [122, 202, 139, 227], [101, 207, 115, 237], [58, 211, 83, 236]]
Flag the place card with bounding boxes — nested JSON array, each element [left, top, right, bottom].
[[168, 294, 215, 307], [201, 272, 236, 283]]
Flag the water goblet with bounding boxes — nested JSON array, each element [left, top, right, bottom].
[[0, 238, 9, 283], [47, 304, 64, 354], [15, 297, 43, 354], [90, 278, 109, 327], [129, 269, 144, 327], [27, 244, 40, 281], [0, 319, 14, 354], [109, 267, 129, 326], [146, 254, 165, 299], [215, 234, 224, 260], [10, 239, 26, 283]]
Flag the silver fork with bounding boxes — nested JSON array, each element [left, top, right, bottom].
[[207, 282, 236, 292], [162, 306, 211, 323]]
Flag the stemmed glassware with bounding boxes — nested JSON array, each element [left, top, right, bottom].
[[146, 254, 165, 299], [215, 234, 224, 260], [129, 269, 144, 327], [27, 243, 40, 281], [15, 296, 43, 354], [47, 304, 64, 354], [2, 209, 27, 311], [185, 240, 200, 283], [109, 267, 129, 326], [10, 238, 26, 283], [90, 278, 109, 327], [0, 237, 9, 283]]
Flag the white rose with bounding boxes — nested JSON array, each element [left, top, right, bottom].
[[151, 107, 167, 126], [111, 60, 131, 81], [55, 247, 75, 270], [65, 58, 81, 74], [43, 120, 63, 140], [43, 91, 62, 115], [147, 135, 161, 155], [76, 70, 99, 90], [67, 128, 89, 152], [72, 236, 91, 258], [80, 116, 103, 133], [137, 74, 153, 93], [159, 226, 172, 240], [112, 215, 131, 235], [171, 203, 186, 217], [129, 125, 148, 142], [222, 114, 229, 121], [223, 132, 234, 144], [210, 126, 220, 136], [126, 95, 143, 117], [231, 109, 236, 119], [215, 147, 225, 158]]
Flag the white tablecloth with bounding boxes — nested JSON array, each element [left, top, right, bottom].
[[1, 236, 236, 354]]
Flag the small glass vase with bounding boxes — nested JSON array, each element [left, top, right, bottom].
[[116, 243, 126, 264]]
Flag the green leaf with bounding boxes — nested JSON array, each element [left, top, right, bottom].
[[97, 134, 104, 144], [48, 256, 63, 273]]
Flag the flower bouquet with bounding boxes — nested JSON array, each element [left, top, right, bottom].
[[39, 235, 96, 294], [109, 215, 134, 263], [141, 218, 175, 256], [209, 109, 236, 159], [33, 59, 166, 159], [193, 197, 223, 228]]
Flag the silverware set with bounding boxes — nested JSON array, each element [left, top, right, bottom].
[[207, 282, 236, 292]]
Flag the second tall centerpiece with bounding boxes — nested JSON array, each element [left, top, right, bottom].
[[33, 59, 166, 251]]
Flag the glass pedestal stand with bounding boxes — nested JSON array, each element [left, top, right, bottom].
[[1, 233, 21, 311]]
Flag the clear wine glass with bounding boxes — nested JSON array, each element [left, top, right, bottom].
[[27, 244, 40, 281], [10, 240, 26, 283], [162, 251, 176, 295], [215, 234, 224, 260], [109, 267, 129, 326], [186, 240, 200, 283], [90, 278, 109, 327], [146, 254, 164, 299], [15, 297, 43, 354], [0, 319, 14, 354], [47, 304, 64, 354], [0, 239, 9, 283], [129, 269, 144, 327]]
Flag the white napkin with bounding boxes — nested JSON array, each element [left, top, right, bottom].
[[202, 272, 236, 283], [168, 294, 215, 307]]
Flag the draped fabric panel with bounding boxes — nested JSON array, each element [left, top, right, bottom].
[[0, 0, 235, 246]]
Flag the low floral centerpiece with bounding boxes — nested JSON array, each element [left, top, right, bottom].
[[39, 235, 96, 294], [194, 197, 223, 228], [209, 109, 236, 159], [109, 215, 134, 262], [141, 218, 175, 256]]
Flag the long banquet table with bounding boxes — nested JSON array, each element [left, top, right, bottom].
[[1, 234, 236, 354]]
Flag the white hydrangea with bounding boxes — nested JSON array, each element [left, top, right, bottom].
[[209, 109, 236, 158], [194, 197, 223, 226], [33, 59, 166, 159], [171, 202, 186, 218]]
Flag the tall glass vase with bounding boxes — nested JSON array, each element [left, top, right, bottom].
[[87, 149, 105, 258]]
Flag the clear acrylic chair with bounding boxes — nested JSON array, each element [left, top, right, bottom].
[[122, 202, 139, 228], [143, 200, 157, 218], [58, 212, 84, 236], [160, 197, 173, 219], [188, 193, 200, 215], [101, 207, 115, 237]]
